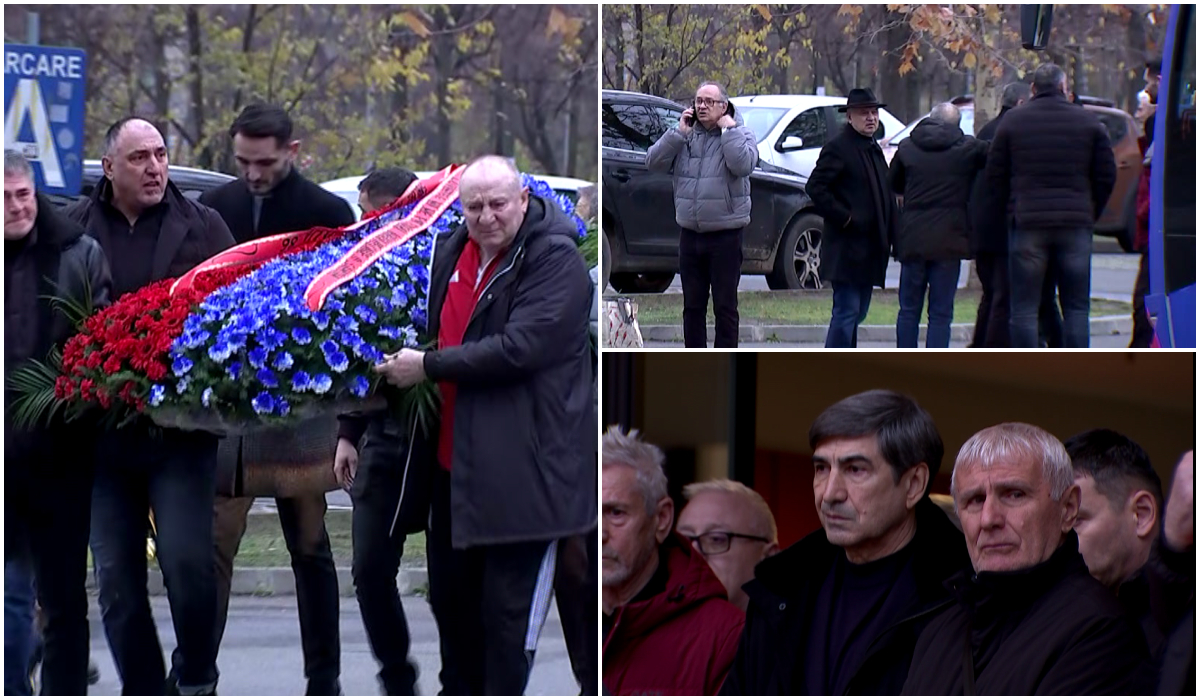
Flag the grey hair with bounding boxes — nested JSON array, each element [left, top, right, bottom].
[[697, 81, 730, 102], [4, 149, 32, 179], [930, 102, 961, 126], [1032, 63, 1067, 96], [461, 154, 522, 193], [951, 423, 1075, 504], [1001, 82, 1028, 108], [683, 479, 778, 543], [603, 426, 668, 513]]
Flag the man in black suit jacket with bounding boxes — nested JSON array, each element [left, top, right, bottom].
[[806, 88, 899, 348], [199, 104, 354, 696]]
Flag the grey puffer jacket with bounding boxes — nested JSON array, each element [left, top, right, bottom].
[[646, 112, 758, 233]]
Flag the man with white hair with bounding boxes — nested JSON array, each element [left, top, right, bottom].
[[676, 479, 779, 610], [903, 422, 1152, 695], [602, 427, 743, 695]]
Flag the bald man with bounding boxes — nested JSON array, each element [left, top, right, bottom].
[[63, 117, 234, 695], [374, 156, 596, 694]]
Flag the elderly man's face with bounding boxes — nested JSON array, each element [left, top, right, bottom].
[[676, 490, 777, 609], [847, 107, 879, 137], [813, 435, 921, 563], [955, 458, 1079, 572], [694, 84, 726, 129], [103, 120, 168, 214], [4, 169, 37, 240], [460, 166, 528, 257], [603, 464, 671, 592]]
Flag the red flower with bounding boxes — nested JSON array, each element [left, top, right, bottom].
[[54, 376, 75, 400]]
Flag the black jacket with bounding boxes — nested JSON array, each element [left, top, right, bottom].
[[423, 196, 595, 548], [968, 107, 1011, 255], [64, 178, 236, 290], [890, 119, 988, 262], [5, 195, 112, 461], [199, 167, 355, 243], [806, 123, 898, 287], [721, 498, 970, 695], [1147, 537, 1196, 695], [903, 531, 1152, 695], [985, 91, 1117, 231]]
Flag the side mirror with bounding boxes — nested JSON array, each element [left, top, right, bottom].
[[1021, 5, 1054, 51], [776, 135, 805, 152]]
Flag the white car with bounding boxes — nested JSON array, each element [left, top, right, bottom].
[[729, 95, 906, 179], [321, 172, 592, 220]]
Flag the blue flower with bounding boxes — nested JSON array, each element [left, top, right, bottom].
[[312, 312, 331, 331], [292, 371, 312, 392], [251, 392, 276, 415], [274, 352, 294, 371], [411, 307, 427, 331], [379, 326, 402, 340], [349, 375, 371, 398], [335, 315, 360, 333], [292, 327, 312, 345], [172, 355, 194, 377], [176, 378, 190, 395], [149, 385, 166, 407], [312, 374, 333, 395], [208, 341, 234, 363], [227, 361, 243, 381], [320, 339, 340, 356], [277, 397, 291, 417], [257, 327, 287, 351], [326, 351, 349, 373], [355, 305, 378, 324], [202, 387, 214, 408], [248, 347, 269, 369], [257, 369, 279, 388]]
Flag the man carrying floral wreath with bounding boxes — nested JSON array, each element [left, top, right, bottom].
[[374, 155, 596, 695]]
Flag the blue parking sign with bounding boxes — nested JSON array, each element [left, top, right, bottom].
[[4, 44, 87, 196]]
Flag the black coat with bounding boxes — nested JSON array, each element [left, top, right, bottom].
[[64, 178, 236, 288], [806, 123, 898, 287], [199, 167, 355, 242], [890, 119, 989, 262], [1147, 538, 1196, 695], [968, 107, 1012, 255], [985, 91, 1117, 231], [423, 196, 596, 548], [5, 195, 112, 461], [720, 498, 971, 695], [903, 532, 1152, 695]]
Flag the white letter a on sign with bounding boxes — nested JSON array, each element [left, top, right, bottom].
[[5, 78, 64, 188]]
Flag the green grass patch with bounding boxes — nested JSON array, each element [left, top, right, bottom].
[[628, 289, 1130, 326]]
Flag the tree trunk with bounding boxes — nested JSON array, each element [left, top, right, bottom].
[[186, 7, 210, 169]]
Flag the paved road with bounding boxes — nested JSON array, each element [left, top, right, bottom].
[[87, 594, 579, 696]]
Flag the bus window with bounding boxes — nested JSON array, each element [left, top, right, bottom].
[[1161, 5, 1196, 298]]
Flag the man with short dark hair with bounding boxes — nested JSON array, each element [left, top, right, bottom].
[[65, 118, 235, 695], [721, 390, 969, 695], [199, 103, 355, 696], [357, 167, 419, 216], [986, 63, 1117, 347]]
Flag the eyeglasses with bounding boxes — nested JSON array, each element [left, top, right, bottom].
[[685, 531, 770, 555], [694, 97, 726, 108]]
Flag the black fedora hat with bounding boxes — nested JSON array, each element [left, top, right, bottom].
[[837, 88, 887, 112]]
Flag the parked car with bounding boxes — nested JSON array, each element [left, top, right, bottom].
[[44, 160, 236, 209], [602, 89, 825, 292], [320, 172, 592, 220], [729, 94, 906, 180], [883, 95, 1144, 251]]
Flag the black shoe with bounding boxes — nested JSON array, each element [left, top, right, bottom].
[[88, 661, 101, 686], [306, 679, 342, 696]]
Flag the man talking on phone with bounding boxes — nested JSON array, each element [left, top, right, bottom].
[[647, 81, 758, 348]]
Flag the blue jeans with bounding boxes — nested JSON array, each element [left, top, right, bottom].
[[4, 559, 36, 696], [897, 260, 960, 348], [825, 283, 874, 348], [91, 429, 219, 695], [1009, 228, 1092, 347]]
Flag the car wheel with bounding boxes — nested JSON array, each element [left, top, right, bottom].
[[610, 272, 674, 294], [766, 214, 824, 290], [602, 228, 613, 291]]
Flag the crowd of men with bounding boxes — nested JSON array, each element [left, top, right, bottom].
[[648, 61, 1160, 349], [602, 391, 1195, 695], [4, 102, 597, 695]]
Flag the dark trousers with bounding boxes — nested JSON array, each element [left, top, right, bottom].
[[1039, 268, 1065, 348], [90, 430, 219, 694], [826, 282, 874, 348], [4, 444, 92, 696], [972, 253, 1011, 347], [1009, 227, 1091, 348], [679, 227, 742, 348], [351, 420, 418, 696], [4, 558, 36, 696], [554, 530, 597, 695], [211, 489, 341, 693], [1131, 251, 1154, 347], [897, 260, 960, 348], [427, 469, 557, 695]]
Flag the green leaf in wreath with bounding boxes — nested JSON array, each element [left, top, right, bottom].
[[7, 348, 66, 432]]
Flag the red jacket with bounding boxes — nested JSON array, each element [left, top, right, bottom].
[[1135, 155, 1152, 253], [603, 535, 745, 695]]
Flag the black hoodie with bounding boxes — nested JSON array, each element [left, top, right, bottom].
[[889, 118, 989, 262]]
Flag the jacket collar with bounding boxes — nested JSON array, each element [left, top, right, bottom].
[[30, 193, 84, 249], [945, 530, 1088, 612], [843, 122, 881, 148], [90, 176, 195, 280]]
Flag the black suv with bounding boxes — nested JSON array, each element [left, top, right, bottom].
[[602, 89, 826, 292], [45, 160, 236, 208]]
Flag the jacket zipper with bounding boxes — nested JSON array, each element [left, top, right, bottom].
[[470, 244, 523, 324], [387, 410, 421, 539]]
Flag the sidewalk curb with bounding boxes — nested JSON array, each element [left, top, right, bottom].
[[640, 315, 1132, 344], [87, 567, 429, 598]]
